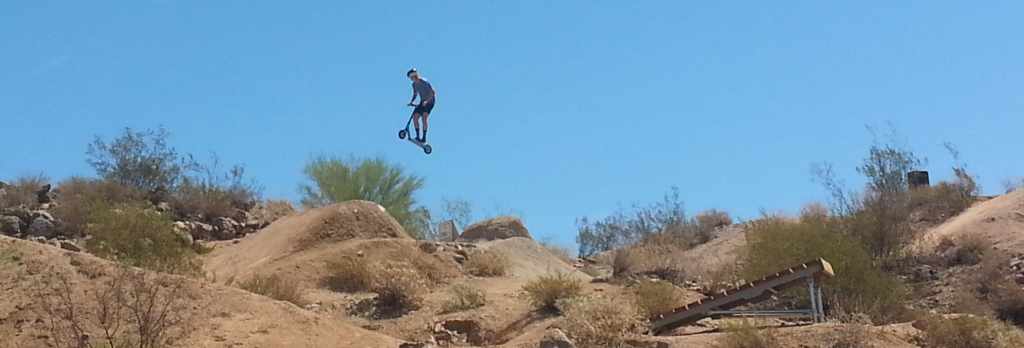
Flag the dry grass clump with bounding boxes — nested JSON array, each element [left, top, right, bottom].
[[522, 271, 583, 310], [250, 199, 296, 223], [612, 244, 688, 284], [0, 174, 50, 208], [717, 319, 781, 348], [936, 233, 992, 267], [441, 284, 487, 313], [917, 314, 1024, 348], [829, 324, 876, 348], [367, 260, 428, 312], [555, 296, 645, 347], [236, 273, 307, 307], [465, 249, 511, 277], [324, 255, 373, 293], [630, 280, 682, 318]]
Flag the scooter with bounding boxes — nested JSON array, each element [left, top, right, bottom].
[[397, 106, 433, 154]]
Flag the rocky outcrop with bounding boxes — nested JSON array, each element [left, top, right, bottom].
[[457, 216, 533, 242], [539, 329, 577, 348]]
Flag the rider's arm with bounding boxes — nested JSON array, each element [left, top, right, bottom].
[[410, 91, 418, 104]]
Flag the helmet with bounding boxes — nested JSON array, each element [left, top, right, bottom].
[[407, 68, 418, 77]]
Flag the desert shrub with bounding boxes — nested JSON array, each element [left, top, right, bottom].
[[50, 177, 147, 236], [465, 249, 511, 277], [942, 233, 992, 266], [236, 273, 307, 307], [368, 260, 428, 312], [829, 324, 875, 348], [696, 262, 741, 295], [695, 209, 732, 243], [717, 319, 781, 348], [575, 187, 696, 257], [800, 201, 830, 220], [742, 215, 910, 324], [918, 314, 1024, 348], [169, 160, 261, 221], [991, 285, 1024, 326], [324, 255, 373, 293], [86, 126, 202, 192], [522, 271, 583, 310], [630, 280, 681, 317], [299, 154, 432, 239], [612, 244, 688, 284], [0, 173, 49, 208], [441, 284, 487, 313], [539, 238, 574, 264], [84, 202, 202, 276], [250, 199, 296, 223], [555, 296, 645, 347], [35, 264, 197, 348]]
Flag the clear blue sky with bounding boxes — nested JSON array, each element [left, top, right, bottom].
[[3, 2, 1023, 255]]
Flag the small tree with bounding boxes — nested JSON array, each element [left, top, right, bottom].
[[86, 126, 201, 192], [299, 154, 429, 238]]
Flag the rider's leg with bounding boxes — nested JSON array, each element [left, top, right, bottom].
[[421, 113, 429, 142], [413, 113, 422, 140]]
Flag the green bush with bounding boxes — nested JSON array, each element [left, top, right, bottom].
[[441, 284, 487, 313], [237, 273, 308, 307], [522, 271, 583, 310], [86, 126, 201, 192], [299, 154, 431, 239], [918, 314, 1024, 348], [84, 202, 202, 276], [50, 177, 146, 236], [741, 215, 910, 324], [555, 296, 645, 347]]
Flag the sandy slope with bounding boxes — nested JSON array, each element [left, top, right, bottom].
[[913, 188, 1024, 253], [0, 235, 406, 348]]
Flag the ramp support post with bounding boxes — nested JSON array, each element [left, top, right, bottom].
[[808, 278, 818, 323], [817, 286, 825, 320]]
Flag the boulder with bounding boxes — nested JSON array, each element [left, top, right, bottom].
[[190, 222, 215, 241], [27, 217, 56, 239], [212, 217, 239, 240], [538, 329, 576, 348], [59, 240, 83, 252], [31, 210, 54, 222], [37, 183, 52, 204], [457, 216, 532, 242], [1, 216, 22, 235], [174, 229, 194, 246], [155, 202, 172, 212], [4, 207, 31, 225]]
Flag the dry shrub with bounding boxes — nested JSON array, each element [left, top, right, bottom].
[[973, 249, 1010, 297], [991, 284, 1024, 326], [236, 273, 307, 307], [539, 239, 574, 264], [918, 314, 1024, 348], [324, 255, 373, 293], [695, 209, 732, 243], [441, 283, 487, 313], [696, 262, 741, 295], [944, 233, 992, 266], [465, 249, 510, 277], [522, 271, 583, 310], [630, 280, 681, 317], [555, 296, 645, 347], [613, 244, 688, 284], [170, 177, 257, 221], [718, 319, 781, 348], [829, 324, 876, 348], [800, 201, 830, 220], [50, 177, 146, 236], [395, 250, 457, 284], [0, 173, 49, 208], [367, 260, 428, 312], [34, 264, 197, 348], [250, 199, 296, 223]]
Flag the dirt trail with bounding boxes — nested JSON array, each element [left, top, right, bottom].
[[913, 189, 1024, 253]]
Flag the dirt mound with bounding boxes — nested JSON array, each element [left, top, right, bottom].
[[202, 200, 413, 282], [458, 216, 533, 242], [0, 235, 406, 348], [914, 189, 1024, 253], [478, 237, 590, 282]]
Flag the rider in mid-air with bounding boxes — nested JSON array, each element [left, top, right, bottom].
[[407, 68, 435, 143]]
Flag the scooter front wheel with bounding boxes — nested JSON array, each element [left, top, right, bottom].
[[423, 145, 432, 154], [398, 130, 407, 139]]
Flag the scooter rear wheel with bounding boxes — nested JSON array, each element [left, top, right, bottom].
[[424, 145, 432, 154], [398, 130, 407, 139]]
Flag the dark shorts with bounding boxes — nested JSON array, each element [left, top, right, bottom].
[[413, 103, 435, 115]]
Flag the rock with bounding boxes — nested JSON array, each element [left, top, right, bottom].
[[48, 239, 61, 248], [1, 216, 21, 235], [31, 210, 54, 222], [155, 202, 172, 212], [4, 207, 31, 224], [419, 242, 439, 253], [27, 217, 56, 239], [32, 236, 47, 244], [399, 343, 435, 348], [457, 216, 533, 242], [453, 253, 467, 264], [538, 329, 576, 348], [244, 220, 263, 231], [190, 223, 215, 241], [173, 221, 188, 232], [37, 184, 52, 204], [232, 209, 253, 225], [59, 240, 83, 252], [212, 217, 239, 240], [175, 229, 194, 246]]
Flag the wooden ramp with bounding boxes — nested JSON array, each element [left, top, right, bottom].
[[648, 258, 835, 335]]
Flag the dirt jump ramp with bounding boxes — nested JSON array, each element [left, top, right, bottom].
[[648, 258, 835, 335]]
